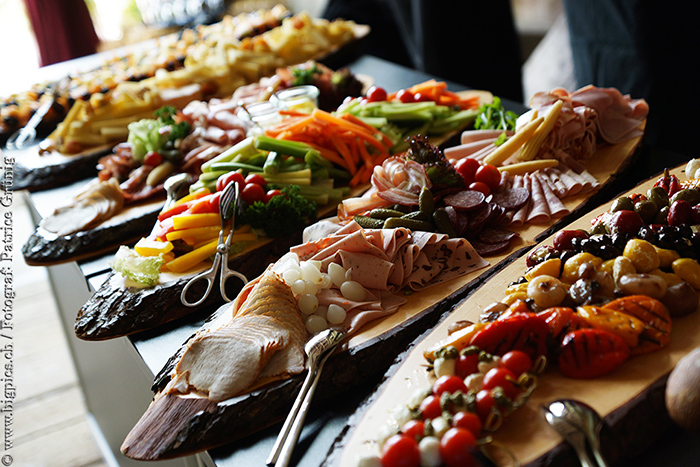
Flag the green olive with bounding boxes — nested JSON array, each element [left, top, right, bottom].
[[611, 196, 635, 212], [671, 188, 700, 206], [635, 200, 659, 223], [647, 186, 670, 209], [589, 221, 610, 235], [654, 205, 670, 224]]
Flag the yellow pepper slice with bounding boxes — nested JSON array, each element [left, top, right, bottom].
[[134, 237, 173, 256], [174, 187, 211, 206], [165, 239, 219, 273], [166, 226, 223, 242], [172, 213, 221, 230]]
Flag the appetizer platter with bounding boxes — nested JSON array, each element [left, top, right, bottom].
[[113, 85, 649, 461], [20, 61, 372, 266], [10, 6, 369, 192], [73, 80, 492, 340], [326, 162, 700, 467]]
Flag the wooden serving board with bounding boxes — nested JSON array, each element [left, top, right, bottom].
[[12, 142, 115, 192], [327, 164, 699, 467], [119, 134, 645, 461]]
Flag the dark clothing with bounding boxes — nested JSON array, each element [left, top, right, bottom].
[[323, 0, 523, 102]]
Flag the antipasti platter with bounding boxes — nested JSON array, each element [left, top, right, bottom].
[[326, 162, 700, 467]]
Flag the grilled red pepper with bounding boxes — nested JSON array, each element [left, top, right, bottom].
[[654, 168, 681, 196], [469, 314, 549, 360], [558, 328, 630, 379]]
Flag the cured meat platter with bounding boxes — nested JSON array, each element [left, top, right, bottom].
[[325, 163, 700, 467], [117, 129, 645, 461]]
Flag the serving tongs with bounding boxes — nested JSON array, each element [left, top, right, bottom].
[[180, 181, 248, 307], [542, 399, 609, 467], [266, 327, 347, 467]]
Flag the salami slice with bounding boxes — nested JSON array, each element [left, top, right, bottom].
[[467, 202, 492, 233], [490, 187, 530, 211], [443, 190, 486, 211], [444, 205, 469, 237], [471, 239, 512, 256], [478, 228, 519, 245]]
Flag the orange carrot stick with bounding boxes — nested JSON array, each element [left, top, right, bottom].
[[329, 131, 356, 174]]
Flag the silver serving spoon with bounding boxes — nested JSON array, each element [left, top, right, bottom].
[[163, 173, 193, 210], [542, 399, 609, 467], [266, 328, 347, 467], [6, 96, 54, 150]]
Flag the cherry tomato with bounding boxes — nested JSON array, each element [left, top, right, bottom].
[[432, 375, 467, 396], [366, 86, 388, 103], [454, 353, 479, 379], [207, 192, 222, 213], [455, 158, 481, 185], [143, 151, 163, 166], [412, 92, 432, 102], [401, 420, 425, 441], [264, 188, 283, 204], [482, 367, 520, 399], [419, 394, 442, 420], [474, 390, 497, 422], [474, 164, 501, 191], [396, 89, 415, 103], [439, 427, 477, 467], [381, 434, 420, 467], [241, 183, 266, 205], [216, 171, 245, 192], [452, 411, 482, 438], [500, 350, 533, 377], [468, 181, 491, 196], [245, 173, 267, 187]]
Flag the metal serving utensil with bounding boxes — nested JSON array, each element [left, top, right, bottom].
[[266, 327, 347, 467], [6, 94, 54, 150], [542, 399, 609, 467], [163, 173, 193, 210], [180, 181, 248, 307]]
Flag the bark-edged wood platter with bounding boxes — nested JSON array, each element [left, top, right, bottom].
[[325, 163, 700, 467], [11, 142, 115, 192], [119, 134, 645, 461]]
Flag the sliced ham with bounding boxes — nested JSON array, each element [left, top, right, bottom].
[[537, 173, 569, 218], [526, 174, 551, 223], [444, 138, 497, 160], [460, 129, 513, 144]]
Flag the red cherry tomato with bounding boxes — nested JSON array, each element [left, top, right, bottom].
[[412, 92, 432, 102], [455, 158, 481, 185], [207, 192, 222, 213], [452, 411, 482, 438], [432, 375, 467, 396], [241, 183, 266, 205], [482, 367, 520, 399], [500, 350, 533, 377], [468, 181, 491, 196], [381, 434, 421, 467], [143, 151, 163, 166], [216, 171, 245, 192], [366, 86, 388, 103], [419, 394, 442, 420], [245, 173, 267, 187], [396, 89, 415, 103], [401, 420, 425, 441], [264, 188, 283, 204], [454, 353, 479, 379], [439, 427, 477, 467], [474, 390, 497, 422], [475, 164, 501, 191]]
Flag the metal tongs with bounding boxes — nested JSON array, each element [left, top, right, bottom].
[[180, 181, 248, 307], [542, 399, 609, 467], [266, 328, 347, 467]]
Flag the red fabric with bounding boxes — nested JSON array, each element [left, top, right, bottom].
[[23, 0, 100, 66]]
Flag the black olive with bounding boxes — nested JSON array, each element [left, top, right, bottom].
[[3, 115, 18, 127]]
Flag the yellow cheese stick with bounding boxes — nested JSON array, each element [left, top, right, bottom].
[[483, 114, 543, 166], [518, 99, 564, 161], [498, 158, 559, 175]]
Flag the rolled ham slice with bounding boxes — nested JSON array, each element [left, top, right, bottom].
[[444, 138, 498, 160], [460, 129, 513, 144], [537, 173, 570, 218], [526, 174, 551, 223]]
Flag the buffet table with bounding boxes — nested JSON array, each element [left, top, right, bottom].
[[18, 53, 700, 467]]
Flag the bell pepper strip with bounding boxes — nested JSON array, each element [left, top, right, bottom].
[[602, 295, 672, 355], [166, 226, 223, 242], [172, 213, 221, 230], [536, 307, 590, 351], [653, 168, 681, 196], [134, 237, 174, 257], [558, 328, 630, 379], [576, 305, 646, 350], [157, 203, 189, 222], [469, 314, 549, 360], [153, 217, 175, 242], [165, 239, 219, 273]]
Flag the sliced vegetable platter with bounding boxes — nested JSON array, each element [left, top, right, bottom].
[[117, 124, 644, 461], [327, 163, 700, 467], [72, 87, 494, 341]]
